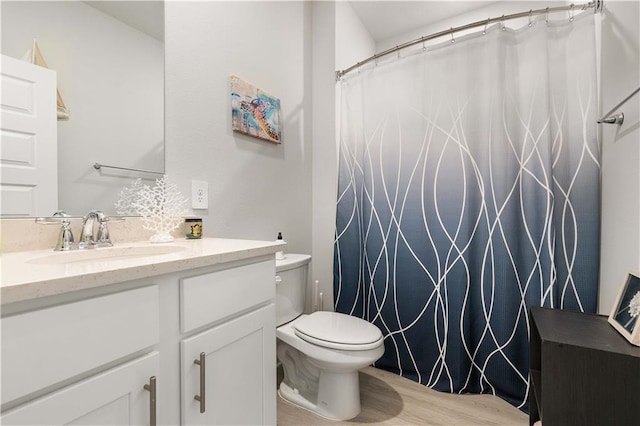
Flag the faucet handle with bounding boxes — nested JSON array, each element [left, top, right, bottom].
[[95, 220, 112, 247], [56, 220, 76, 251], [36, 217, 76, 251], [94, 214, 125, 247]]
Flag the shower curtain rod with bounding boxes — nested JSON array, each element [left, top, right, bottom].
[[336, 0, 603, 80]]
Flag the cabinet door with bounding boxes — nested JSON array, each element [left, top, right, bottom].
[[181, 304, 276, 425], [1, 352, 158, 426]]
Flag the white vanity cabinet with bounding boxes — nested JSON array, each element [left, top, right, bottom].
[[1, 285, 161, 426], [179, 259, 276, 425], [1, 243, 278, 426]]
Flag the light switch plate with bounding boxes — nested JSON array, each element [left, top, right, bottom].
[[191, 180, 208, 209]]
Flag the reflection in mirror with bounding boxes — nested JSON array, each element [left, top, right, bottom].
[[1, 1, 164, 217]]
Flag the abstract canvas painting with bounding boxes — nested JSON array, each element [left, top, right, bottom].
[[230, 75, 281, 143]]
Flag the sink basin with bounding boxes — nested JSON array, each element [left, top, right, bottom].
[[27, 245, 187, 265]]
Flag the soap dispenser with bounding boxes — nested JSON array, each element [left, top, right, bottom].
[[276, 232, 285, 260]]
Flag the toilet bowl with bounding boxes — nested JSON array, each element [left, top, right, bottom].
[[276, 254, 384, 420]]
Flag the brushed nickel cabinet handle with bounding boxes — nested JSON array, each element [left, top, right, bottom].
[[193, 352, 206, 413], [143, 376, 157, 426]]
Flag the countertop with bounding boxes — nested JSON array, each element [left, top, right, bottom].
[[1, 238, 284, 304]]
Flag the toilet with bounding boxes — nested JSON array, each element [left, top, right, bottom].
[[275, 254, 384, 420]]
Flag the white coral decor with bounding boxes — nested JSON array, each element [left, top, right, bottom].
[[629, 291, 640, 318], [126, 175, 188, 243], [114, 178, 144, 216]]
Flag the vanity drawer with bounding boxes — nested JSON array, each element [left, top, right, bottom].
[[180, 259, 275, 333], [1, 285, 159, 405]]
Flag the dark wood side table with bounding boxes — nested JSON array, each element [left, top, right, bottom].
[[529, 306, 640, 426]]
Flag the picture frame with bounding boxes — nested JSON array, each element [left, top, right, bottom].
[[230, 75, 281, 144], [608, 272, 640, 346]]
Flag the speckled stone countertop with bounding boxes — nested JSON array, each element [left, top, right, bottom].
[[1, 238, 284, 304]]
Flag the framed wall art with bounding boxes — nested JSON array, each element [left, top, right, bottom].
[[608, 272, 640, 346], [230, 75, 281, 144]]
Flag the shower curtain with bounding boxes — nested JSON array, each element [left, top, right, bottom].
[[334, 14, 599, 409]]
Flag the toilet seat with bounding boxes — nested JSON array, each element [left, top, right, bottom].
[[293, 311, 383, 351]]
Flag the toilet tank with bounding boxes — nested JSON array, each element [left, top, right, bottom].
[[275, 253, 311, 327]]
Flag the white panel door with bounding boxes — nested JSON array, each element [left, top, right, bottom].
[[1, 352, 159, 425], [181, 304, 276, 425], [0, 54, 57, 216]]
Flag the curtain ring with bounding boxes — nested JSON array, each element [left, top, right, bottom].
[[450, 27, 455, 43], [422, 39, 426, 51], [569, 3, 575, 22], [545, 7, 550, 24], [396, 46, 400, 59], [501, 15, 506, 31], [528, 9, 533, 27], [482, 18, 489, 35]]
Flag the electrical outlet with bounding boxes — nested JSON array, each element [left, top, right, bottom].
[[192, 180, 208, 209]]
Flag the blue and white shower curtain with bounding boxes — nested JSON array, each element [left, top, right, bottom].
[[334, 14, 599, 409]]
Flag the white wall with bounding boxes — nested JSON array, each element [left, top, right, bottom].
[[598, 1, 640, 314], [335, 1, 376, 72], [165, 1, 312, 256], [311, 1, 336, 312], [1, 1, 163, 216], [308, 2, 375, 312]]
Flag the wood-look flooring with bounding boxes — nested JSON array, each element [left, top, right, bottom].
[[277, 367, 528, 425]]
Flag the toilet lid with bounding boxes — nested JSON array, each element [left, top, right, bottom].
[[293, 311, 383, 351]]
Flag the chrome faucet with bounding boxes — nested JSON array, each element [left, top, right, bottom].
[[52, 211, 75, 251], [36, 211, 76, 251], [79, 210, 113, 248]]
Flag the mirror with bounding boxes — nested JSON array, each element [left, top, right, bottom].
[[1, 0, 164, 217]]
